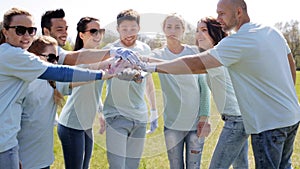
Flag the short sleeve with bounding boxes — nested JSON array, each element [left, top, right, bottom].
[[0, 45, 48, 82], [208, 37, 242, 67], [57, 46, 70, 65]]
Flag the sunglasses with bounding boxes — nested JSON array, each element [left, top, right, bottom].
[[40, 54, 59, 63], [84, 28, 105, 36], [5, 26, 37, 36]]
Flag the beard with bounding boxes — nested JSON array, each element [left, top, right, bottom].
[[120, 36, 137, 47], [223, 14, 239, 32]]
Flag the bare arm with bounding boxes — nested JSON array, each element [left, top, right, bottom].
[[155, 51, 222, 74], [63, 49, 111, 65], [69, 81, 93, 88], [287, 53, 296, 85], [145, 75, 156, 110], [140, 55, 165, 63]]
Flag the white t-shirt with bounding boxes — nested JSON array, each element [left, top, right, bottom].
[[206, 66, 241, 116], [152, 45, 210, 130], [103, 40, 151, 122], [18, 80, 70, 168], [57, 46, 69, 64], [0, 43, 48, 152], [58, 48, 104, 130], [209, 22, 300, 134]]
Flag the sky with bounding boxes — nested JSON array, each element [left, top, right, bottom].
[[1, 0, 299, 42]]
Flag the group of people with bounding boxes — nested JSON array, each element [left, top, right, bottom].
[[0, 0, 299, 169]]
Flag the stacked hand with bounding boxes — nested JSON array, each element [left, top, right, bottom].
[[111, 47, 142, 65], [109, 47, 153, 82], [116, 68, 144, 83]]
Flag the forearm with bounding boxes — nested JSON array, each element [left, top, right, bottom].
[[141, 55, 165, 63], [145, 75, 156, 110], [69, 81, 92, 88], [38, 65, 102, 82], [155, 52, 217, 74], [198, 75, 211, 117], [63, 49, 110, 65], [288, 53, 296, 85]]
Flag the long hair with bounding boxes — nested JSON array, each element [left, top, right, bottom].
[[162, 13, 186, 32], [197, 16, 228, 47], [28, 36, 65, 107], [0, 21, 4, 45], [73, 17, 99, 51]]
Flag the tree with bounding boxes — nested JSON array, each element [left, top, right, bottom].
[[275, 20, 300, 69]]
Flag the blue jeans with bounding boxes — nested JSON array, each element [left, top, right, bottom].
[[164, 127, 205, 169], [251, 121, 299, 169], [57, 124, 93, 169], [209, 115, 249, 169], [0, 146, 19, 169], [106, 115, 147, 169]]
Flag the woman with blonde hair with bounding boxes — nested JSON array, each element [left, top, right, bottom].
[[0, 7, 112, 168]]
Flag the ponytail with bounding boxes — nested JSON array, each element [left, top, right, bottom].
[[48, 80, 65, 108]]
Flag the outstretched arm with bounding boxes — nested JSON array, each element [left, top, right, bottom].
[[38, 64, 113, 82], [63, 49, 111, 65], [145, 75, 158, 134], [154, 51, 222, 74]]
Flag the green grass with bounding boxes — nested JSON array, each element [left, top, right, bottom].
[[51, 72, 300, 169]]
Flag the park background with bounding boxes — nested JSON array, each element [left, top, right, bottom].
[[1, 0, 299, 168], [49, 9, 300, 168]]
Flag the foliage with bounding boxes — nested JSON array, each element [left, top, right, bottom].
[[275, 20, 300, 69], [62, 40, 74, 51]]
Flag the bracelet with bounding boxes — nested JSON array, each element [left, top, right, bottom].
[[150, 109, 157, 113], [146, 65, 156, 73]]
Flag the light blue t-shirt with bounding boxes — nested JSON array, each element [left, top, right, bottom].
[[209, 22, 300, 134], [0, 43, 48, 152], [58, 81, 103, 130], [18, 79, 71, 169], [57, 46, 69, 64], [102, 40, 152, 122], [58, 49, 104, 130], [206, 66, 241, 117], [152, 45, 210, 130]]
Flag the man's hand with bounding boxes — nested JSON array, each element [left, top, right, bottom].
[[147, 110, 158, 134], [116, 68, 145, 83], [110, 47, 141, 65], [108, 58, 133, 74]]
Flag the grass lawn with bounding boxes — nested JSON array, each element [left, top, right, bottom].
[[51, 72, 300, 169]]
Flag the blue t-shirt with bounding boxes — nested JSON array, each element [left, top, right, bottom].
[[152, 45, 210, 130], [18, 80, 70, 168], [0, 43, 48, 152], [209, 22, 300, 133], [102, 40, 152, 122]]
